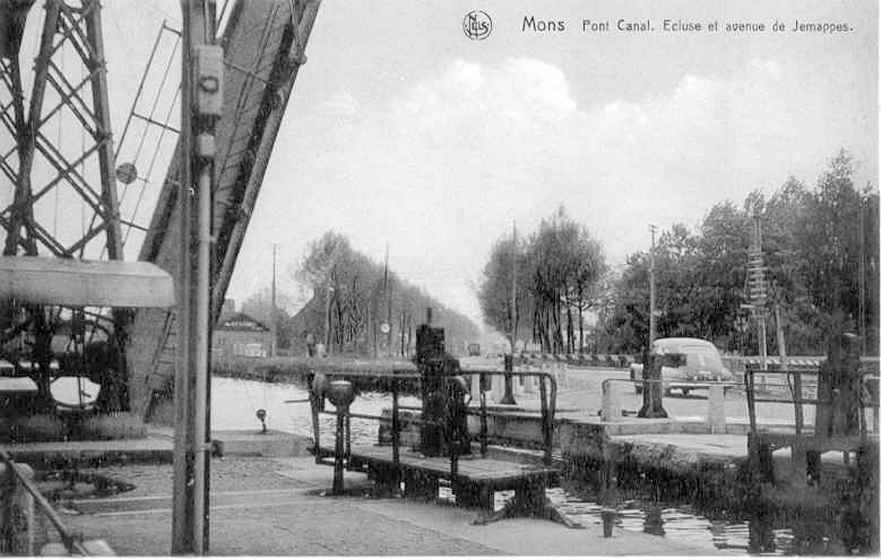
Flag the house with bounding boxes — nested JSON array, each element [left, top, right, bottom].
[[214, 306, 273, 359]]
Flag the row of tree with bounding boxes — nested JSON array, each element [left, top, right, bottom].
[[478, 208, 606, 354], [599, 150, 878, 355], [283, 231, 480, 356], [480, 150, 879, 356]]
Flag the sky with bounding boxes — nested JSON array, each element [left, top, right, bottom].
[[5, 0, 879, 327]]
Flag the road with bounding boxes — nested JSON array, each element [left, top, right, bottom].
[[459, 356, 816, 426]]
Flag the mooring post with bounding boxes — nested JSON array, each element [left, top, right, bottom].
[[332, 411, 346, 494], [326, 380, 354, 495]]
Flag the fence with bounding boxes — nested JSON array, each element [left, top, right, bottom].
[[309, 368, 558, 482], [596, 372, 880, 436], [744, 367, 880, 438]]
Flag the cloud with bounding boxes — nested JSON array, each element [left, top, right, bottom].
[[237, 55, 874, 324], [318, 90, 360, 117]]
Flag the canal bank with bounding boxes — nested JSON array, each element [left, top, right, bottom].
[[5, 375, 877, 554]]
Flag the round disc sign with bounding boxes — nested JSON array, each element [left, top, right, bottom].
[[115, 162, 138, 185], [380, 322, 390, 334]]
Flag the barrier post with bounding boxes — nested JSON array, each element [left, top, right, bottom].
[[491, 372, 505, 403], [707, 384, 726, 433], [601, 379, 621, 422]]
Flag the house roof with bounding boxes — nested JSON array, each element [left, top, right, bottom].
[[216, 311, 270, 332]]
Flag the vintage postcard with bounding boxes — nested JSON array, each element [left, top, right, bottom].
[[0, 0, 877, 555]]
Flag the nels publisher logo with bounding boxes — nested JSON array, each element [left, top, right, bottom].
[[463, 10, 492, 40]]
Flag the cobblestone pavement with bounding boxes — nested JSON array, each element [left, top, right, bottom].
[[41, 457, 725, 556], [60, 496, 503, 555], [53, 457, 503, 555], [70, 455, 302, 498]]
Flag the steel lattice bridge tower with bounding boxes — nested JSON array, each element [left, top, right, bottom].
[[1, 0, 122, 260], [0, 0, 321, 418]]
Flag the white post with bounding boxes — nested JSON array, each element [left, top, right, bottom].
[[491, 372, 505, 404], [601, 379, 621, 422], [708, 385, 726, 433]]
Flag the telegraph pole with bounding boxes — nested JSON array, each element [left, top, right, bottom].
[[859, 189, 866, 356], [172, 0, 220, 554], [271, 243, 277, 357], [649, 225, 657, 345], [747, 212, 768, 370]]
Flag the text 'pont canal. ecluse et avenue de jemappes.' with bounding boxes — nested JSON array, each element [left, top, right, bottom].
[[519, 16, 854, 35]]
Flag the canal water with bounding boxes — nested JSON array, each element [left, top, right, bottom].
[[211, 376, 852, 555]]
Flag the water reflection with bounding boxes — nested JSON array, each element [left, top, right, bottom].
[[747, 511, 776, 554]]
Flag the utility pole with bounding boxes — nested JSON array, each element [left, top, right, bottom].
[[385, 244, 392, 357], [173, 0, 220, 554], [649, 224, 657, 345], [859, 189, 866, 356], [271, 243, 277, 357], [746, 212, 768, 370]]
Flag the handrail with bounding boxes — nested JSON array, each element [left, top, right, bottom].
[[744, 367, 880, 437], [309, 368, 559, 484], [0, 449, 89, 555]]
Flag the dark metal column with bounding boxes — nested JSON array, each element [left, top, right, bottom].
[[172, 0, 217, 554]]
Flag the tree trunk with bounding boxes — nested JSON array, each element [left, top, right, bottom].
[[578, 287, 584, 353], [566, 303, 573, 353]]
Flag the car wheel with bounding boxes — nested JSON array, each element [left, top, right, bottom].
[[681, 388, 690, 397]]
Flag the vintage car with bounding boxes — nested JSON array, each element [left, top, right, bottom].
[[630, 337, 733, 396]]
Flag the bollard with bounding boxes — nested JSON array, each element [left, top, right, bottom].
[[490, 372, 505, 404], [326, 381, 355, 495], [0, 463, 34, 555], [601, 380, 622, 422], [707, 385, 726, 433]]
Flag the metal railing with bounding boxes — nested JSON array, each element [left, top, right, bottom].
[[308, 369, 558, 484], [0, 449, 89, 555], [600, 377, 738, 426], [744, 367, 880, 438]]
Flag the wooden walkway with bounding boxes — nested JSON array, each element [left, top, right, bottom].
[[318, 444, 558, 494], [314, 444, 583, 526]]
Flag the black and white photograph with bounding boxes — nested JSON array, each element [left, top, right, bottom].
[[0, 0, 878, 555]]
